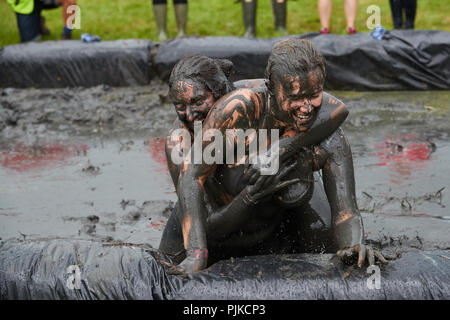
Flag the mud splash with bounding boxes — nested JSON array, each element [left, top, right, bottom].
[[0, 86, 449, 252]]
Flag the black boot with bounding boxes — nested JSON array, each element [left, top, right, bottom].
[[153, 4, 167, 41], [242, 0, 257, 38], [403, 0, 416, 29], [174, 4, 188, 38], [272, 0, 287, 35], [389, 0, 404, 29]]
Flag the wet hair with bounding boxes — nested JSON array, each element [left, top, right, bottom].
[[169, 55, 235, 100], [265, 39, 326, 93]]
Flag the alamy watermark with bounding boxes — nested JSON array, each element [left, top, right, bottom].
[[366, 265, 381, 290], [66, 5, 81, 29], [366, 5, 381, 30], [169, 121, 280, 175], [66, 265, 82, 290]]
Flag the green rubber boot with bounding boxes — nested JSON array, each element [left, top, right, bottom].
[[272, 0, 287, 35], [153, 4, 167, 41], [242, 0, 257, 38], [174, 4, 188, 38]]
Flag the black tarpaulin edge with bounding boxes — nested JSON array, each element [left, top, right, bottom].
[[1, 238, 449, 300], [0, 30, 449, 90]]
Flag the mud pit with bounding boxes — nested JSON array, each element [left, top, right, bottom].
[[0, 84, 449, 254]]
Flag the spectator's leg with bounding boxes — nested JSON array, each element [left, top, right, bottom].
[[344, 0, 357, 34], [318, 0, 332, 33], [174, 0, 188, 38], [153, 0, 168, 41], [271, 0, 287, 35], [389, 0, 404, 29], [242, 0, 257, 38], [403, 0, 416, 29], [16, 1, 42, 42], [58, 0, 77, 40]]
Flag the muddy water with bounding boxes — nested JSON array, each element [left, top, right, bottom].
[[0, 86, 449, 251]]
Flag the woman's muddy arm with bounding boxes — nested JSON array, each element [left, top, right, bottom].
[[165, 120, 193, 189], [165, 135, 181, 188], [206, 190, 254, 239], [206, 160, 299, 239], [176, 160, 216, 273], [316, 128, 364, 250]]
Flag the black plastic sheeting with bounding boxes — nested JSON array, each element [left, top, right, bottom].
[[154, 30, 450, 90], [0, 40, 153, 88], [1, 238, 449, 300], [0, 31, 449, 90]]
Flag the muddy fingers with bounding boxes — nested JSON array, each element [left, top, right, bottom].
[[247, 169, 261, 185], [273, 178, 301, 192], [261, 174, 277, 190], [276, 159, 298, 180], [357, 244, 366, 268], [374, 250, 389, 265]]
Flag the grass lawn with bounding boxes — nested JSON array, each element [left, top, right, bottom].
[[1, 0, 449, 47]]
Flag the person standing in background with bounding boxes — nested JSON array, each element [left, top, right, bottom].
[[389, 0, 417, 29], [8, 0, 42, 42], [152, 0, 188, 41], [241, 0, 288, 38], [7, 0, 78, 42], [318, 0, 358, 35], [57, 0, 78, 39], [40, 0, 78, 40]]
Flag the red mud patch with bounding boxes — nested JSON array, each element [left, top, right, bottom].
[[146, 219, 167, 232], [374, 134, 434, 184], [0, 142, 89, 172], [147, 138, 166, 166]]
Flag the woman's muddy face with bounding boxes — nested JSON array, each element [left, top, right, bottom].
[[172, 79, 216, 131], [274, 72, 323, 132]]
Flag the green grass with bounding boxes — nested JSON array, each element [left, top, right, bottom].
[[1, 0, 449, 47]]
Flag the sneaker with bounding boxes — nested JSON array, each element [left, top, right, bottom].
[[320, 27, 329, 35], [347, 27, 357, 35]]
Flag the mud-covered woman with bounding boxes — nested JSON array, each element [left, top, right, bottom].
[[159, 48, 381, 274]]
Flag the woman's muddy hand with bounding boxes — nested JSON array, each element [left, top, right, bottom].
[[243, 159, 300, 204], [337, 243, 389, 268], [166, 249, 208, 275]]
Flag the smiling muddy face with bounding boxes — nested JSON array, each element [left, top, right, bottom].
[[273, 72, 324, 132], [266, 38, 326, 132], [168, 55, 234, 132], [172, 79, 216, 131]]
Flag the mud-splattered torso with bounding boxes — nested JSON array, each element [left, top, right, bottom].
[[166, 80, 346, 247]]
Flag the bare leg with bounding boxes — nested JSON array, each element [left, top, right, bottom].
[[318, 0, 332, 31], [344, 0, 358, 32], [59, 0, 77, 39]]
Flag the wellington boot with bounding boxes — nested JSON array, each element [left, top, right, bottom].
[[174, 4, 188, 38], [272, 0, 287, 35], [242, 0, 257, 38], [153, 4, 167, 41]]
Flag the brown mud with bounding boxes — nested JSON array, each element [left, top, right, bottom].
[[0, 84, 449, 254]]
